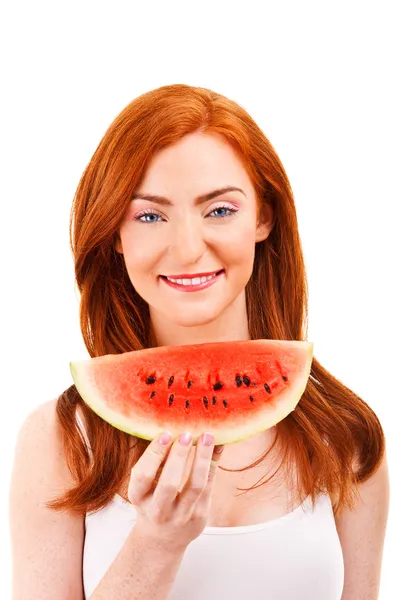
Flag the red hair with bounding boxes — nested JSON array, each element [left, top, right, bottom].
[[46, 84, 385, 517]]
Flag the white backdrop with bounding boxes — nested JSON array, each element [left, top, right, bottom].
[[2, 1, 398, 598]]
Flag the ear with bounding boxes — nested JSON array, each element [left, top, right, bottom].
[[255, 203, 274, 243], [114, 234, 123, 254]]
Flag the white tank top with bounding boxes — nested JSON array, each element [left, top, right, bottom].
[[76, 413, 345, 599]]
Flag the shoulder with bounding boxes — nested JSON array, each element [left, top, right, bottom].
[[332, 450, 390, 518], [15, 398, 62, 456], [15, 397, 73, 459], [10, 399, 85, 597], [329, 450, 389, 512], [18, 396, 59, 432], [11, 397, 78, 503]]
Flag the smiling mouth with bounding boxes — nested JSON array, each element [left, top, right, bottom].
[[160, 269, 224, 286]]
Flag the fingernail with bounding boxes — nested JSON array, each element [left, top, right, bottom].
[[159, 431, 172, 445], [179, 432, 192, 446], [202, 432, 214, 446], [214, 445, 224, 454]]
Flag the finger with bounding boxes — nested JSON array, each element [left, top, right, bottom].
[[189, 443, 225, 513], [128, 431, 173, 505], [176, 435, 224, 513], [152, 432, 194, 507]]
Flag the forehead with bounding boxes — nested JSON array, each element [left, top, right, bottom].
[[136, 131, 254, 196]]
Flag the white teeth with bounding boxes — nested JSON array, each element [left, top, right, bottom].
[[166, 271, 221, 285]]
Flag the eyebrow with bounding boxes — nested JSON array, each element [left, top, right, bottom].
[[130, 186, 246, 206]]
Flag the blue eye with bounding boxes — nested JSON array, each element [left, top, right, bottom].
[[208, 206, 237, 218], [134, 205, 238, 224], [135, 211, 163, 223]]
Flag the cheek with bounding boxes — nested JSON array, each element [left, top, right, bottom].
[[121, 235, 162, 274], [221, 225, 256, 264]]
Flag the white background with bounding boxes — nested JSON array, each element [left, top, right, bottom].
[[1, 1, 398, 597]]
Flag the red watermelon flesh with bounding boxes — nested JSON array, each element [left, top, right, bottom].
[[70, 339, 313, 445]]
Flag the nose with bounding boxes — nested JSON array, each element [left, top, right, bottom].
[[168, 216, 207, 265]]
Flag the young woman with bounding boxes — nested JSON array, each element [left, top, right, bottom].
[[10, 84, 389, 599]]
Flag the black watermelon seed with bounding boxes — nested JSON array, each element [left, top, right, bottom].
[[168, 394, 174, 405], [249, 395, 254, 402], [185, 400, 190, 409], [168, 376, 174, 387], [264, 383, 271, 394], [150, 391, 156, 399], [213, 381, 223, 391], [223, 400, 228, 408], [212, 396, 217, 405], [282, 375, 288, 382], [187, 380, 193, 389], [203, 396, 209, 408], [145, 375, 156, 384], [235, 375, 242, 387], [243, 375, 250, 387]]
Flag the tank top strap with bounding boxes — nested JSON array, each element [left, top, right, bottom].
[[76, 409, 94, 467]]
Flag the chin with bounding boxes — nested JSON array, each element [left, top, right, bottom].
[[164, 306, 225, 329]]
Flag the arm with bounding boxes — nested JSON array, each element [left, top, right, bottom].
[[333, 450, 390, 599], [89, 526, 186, 599], [9, 398, 188, 600], [9, 399, 85, 599]]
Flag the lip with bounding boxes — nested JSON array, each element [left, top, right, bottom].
[[160, 270, 224, 292], [161, 269, 223, 279]]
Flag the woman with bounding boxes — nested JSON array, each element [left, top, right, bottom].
[[10, 84, 389, 599]]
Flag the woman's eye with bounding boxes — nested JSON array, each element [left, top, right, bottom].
[[135, 205, 238, 223], [208, 206, 238, 218], [136, 212, 163, 223]]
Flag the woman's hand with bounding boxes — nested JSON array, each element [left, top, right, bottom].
[[128, 431, 224, 553]]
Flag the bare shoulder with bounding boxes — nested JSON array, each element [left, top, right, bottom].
[[11, 397, 77, 499], [9, 398, 85, 599], [15, 397, 63, 446]]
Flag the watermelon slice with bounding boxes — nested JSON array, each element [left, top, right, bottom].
[[70, 339, 313, 445]]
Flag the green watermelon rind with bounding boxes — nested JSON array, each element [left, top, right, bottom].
[[70, 341, 313, 446]]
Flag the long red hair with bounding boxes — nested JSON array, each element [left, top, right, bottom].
[[47, 84, 385, 517]]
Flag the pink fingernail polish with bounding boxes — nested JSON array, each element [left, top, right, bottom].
[[159, 431, 172, 445], [202, 432, 214, 446], [179, 432, 192, 446]]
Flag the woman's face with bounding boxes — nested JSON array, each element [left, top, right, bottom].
[[116, 131, 273, 339]]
